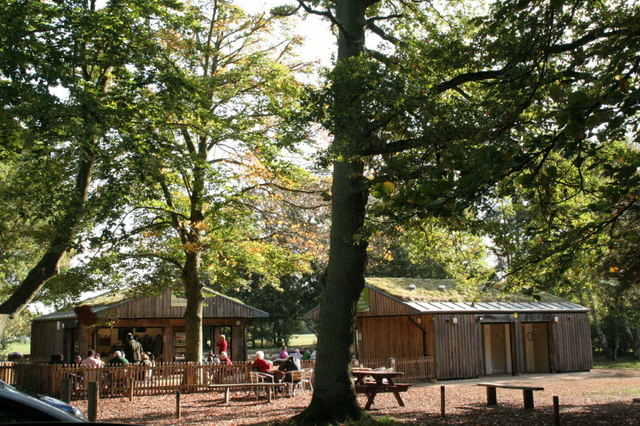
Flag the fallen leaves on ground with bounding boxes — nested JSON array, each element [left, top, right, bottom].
[[74, 368, 640, 425]]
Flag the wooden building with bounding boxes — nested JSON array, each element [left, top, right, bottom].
[[309, 277, 592, 381], [31, 288, 267, 363]]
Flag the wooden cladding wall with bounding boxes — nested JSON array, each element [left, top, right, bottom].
[[358, 289, 409, 317], [357, 315, 433, 360], [434, 314, 479, 380], [30, 321, 64, 360], [553, 313, 592, 372], [113, 292, 256, 319]]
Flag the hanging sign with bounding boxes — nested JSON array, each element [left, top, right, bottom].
[[357, 287, 370, 312]]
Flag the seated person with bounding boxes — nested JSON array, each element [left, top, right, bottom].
[[252, 351, 284, 382], [278, 345, 289, 359], [108, 350, 129, 365], [278, 356, 300, 383]]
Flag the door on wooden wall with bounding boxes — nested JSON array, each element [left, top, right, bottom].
[[482, 323, 513, 375], [63, 328, 78, 361], [521, 322, 551, 373]]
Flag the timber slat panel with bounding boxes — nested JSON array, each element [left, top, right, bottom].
[[435, 314, 479, 380], [113, 291, 256, 319], [554, 314, 592, 372]]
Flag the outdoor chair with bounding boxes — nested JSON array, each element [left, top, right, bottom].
[[249, 371, 282, 399], [302, 368, 314, 392]]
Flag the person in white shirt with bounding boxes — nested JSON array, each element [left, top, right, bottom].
[[80, 350, 103, 367]]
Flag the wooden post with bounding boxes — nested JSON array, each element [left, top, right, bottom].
[[60, 378, 71, 403], [553, 396, 560, 425], [176, 391, 181, 419], [440, 385, 445, 417], [523, 389, 534, 409], [87, 381, 99, 422], [129, 376, 134, 401], [486, 386, 497, 405]]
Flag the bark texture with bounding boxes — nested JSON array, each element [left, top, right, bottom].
[[295, 0, 371, 423]]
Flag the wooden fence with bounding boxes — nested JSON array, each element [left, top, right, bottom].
[[358, 356, 436, 383], [1, 361, 315, 400], [0, 356, 434, 400]]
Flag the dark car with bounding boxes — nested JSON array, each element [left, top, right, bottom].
[[0, 386, 84, 423], [0, 380, 86, 421]]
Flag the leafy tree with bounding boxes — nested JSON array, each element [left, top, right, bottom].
[[282, 0, 639, 422], [80, 0, 319, 363], [0, 0, 180, 335]]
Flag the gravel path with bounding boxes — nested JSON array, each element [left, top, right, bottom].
[[74, 369, 640, 425]]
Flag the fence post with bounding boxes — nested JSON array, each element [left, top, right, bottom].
[[553, 396, 560, 426], [176, 391, 181, 419], [87, 381, 99, 422], [129, 376, 134, 401], [440, 385, 446, 418], [60, 378, 71, 403]]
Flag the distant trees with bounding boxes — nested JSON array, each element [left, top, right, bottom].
[[232, 268, 323, 348]]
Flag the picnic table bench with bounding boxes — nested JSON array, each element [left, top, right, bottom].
[[208, 382, 283, 403], [353, 369, 411, 410], [477, 382, 545, 410]]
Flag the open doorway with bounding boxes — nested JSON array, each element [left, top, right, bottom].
[[522, 322, 551, 373], [482, 323, 513, 375]]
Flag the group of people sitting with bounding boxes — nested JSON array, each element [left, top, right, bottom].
[[48, 333, 156, 368], [277, 345, 315, 362], [251, 348, 311, 383]]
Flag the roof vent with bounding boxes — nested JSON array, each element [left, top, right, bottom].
[[438, 285, 446, 292], [407, 284, 416, 291]]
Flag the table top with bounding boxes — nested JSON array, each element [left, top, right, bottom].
[[352, 369, 403, 377]]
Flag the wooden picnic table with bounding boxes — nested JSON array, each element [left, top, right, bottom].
[[352, 369, 410, 410]]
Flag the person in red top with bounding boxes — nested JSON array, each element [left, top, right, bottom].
[[216, 335, 228, 354], [252, 351, 284, 381]]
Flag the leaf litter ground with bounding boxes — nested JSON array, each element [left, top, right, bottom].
[[74, 368, 640, 425]]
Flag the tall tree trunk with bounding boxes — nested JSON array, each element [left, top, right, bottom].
[[0, 151, 95, 336], [620, 304, 640, 358], [584, 293, 614, 359], [296, 1, 370, 422], [183, 250, 204, 363]]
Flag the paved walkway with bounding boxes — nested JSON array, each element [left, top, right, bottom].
[[415, 368, 640, 387]]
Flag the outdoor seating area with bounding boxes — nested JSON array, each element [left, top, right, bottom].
[[0, 360, 317, 402]]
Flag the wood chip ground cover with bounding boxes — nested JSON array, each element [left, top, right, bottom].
[[74, 368, 640, 425]]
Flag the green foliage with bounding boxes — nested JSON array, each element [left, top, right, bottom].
[[0, 311, 33, 353], [231, 268, 322, 348]]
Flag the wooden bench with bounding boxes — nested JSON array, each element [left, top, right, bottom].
[[477, 383, 545, 410], [355, 383, 411, 410], [208, 382, 284, 403]]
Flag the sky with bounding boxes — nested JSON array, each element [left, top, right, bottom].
[[233, 0, 335, 66]]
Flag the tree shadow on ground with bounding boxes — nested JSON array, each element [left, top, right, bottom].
[[400, 401, 640, 425]]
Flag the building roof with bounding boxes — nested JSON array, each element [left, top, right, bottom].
[[405, 300, 589, 314], [33, 287, 268, 322], [304, 277, 588, 318], [364, 277, 567, 303]]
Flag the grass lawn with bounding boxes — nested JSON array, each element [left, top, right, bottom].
[[0, 341, 30, 357], [593, 354, 640, 369], [288, 333, 317, 348], [246, 333, 317, 360]]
